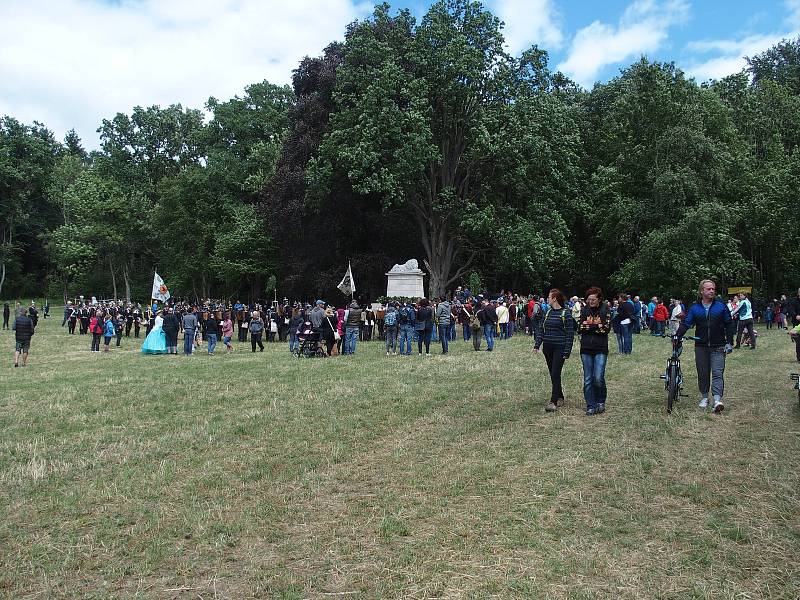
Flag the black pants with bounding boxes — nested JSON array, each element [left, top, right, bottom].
[[80, 320, 89, 334], [91, 333, 101, 352], [116, 330, 123, 347], [736, 319, 755, 348], [164, 329, 178, 350], [126, 321, 132, 336], [542, 342, 565, 402], [417, 328, 431, 354], [251, 333, 264, 352], [324, 335, 335, 355], [68, 319, 76, 334], [134, 323, 140, 338], [2, 315, 8, 329], [794, 336, 800, 361]]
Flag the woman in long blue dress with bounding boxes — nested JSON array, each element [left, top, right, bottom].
[[141, 310, 168, 354]]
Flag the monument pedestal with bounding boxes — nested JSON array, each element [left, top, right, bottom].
[[386, 271, 425, 299]]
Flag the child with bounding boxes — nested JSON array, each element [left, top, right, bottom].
[[102, 314, 115, 352], [764, 304, 774, 330]]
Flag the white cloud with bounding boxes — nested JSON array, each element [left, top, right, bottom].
[[557, 0, 690, 88], [685, 33, 792, 81], [493, 0, 563, 55], [0, 0, 372, 149], [786, 0, 800, 28], [684, 1, 800, 82]]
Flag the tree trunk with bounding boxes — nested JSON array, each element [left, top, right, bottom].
[[109, 257, 118, 301], [122, 263, 131, 304], [0, 260, 5, 299]]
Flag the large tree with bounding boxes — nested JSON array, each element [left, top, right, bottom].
[[307, 1, 582, 296]]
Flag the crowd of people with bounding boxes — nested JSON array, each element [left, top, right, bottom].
[[8, 284, 800, 415]]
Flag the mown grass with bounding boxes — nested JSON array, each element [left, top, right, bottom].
[[1, 314, 799, 599]]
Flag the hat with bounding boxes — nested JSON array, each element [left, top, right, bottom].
[[315, 300, 325, 306]]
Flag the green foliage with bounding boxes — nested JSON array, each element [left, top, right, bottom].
[[611, 202, 752, 298], [3, 8, 800, 301]]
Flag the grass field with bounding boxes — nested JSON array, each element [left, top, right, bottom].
[[1, 314, 799, 599]]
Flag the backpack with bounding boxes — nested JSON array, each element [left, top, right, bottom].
[[384, 310, 397, 327], [398, 306, 411, 325], [470, 308, 481, 330]]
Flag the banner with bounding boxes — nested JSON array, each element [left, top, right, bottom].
[[151, 272, 171, 302], [727, 286, 752, 295], [337, 261, 355, 296]]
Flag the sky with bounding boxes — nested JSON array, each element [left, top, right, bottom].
[[1, 0, 798, 150]]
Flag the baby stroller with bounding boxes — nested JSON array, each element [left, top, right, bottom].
[[292, 320, 326, 358]]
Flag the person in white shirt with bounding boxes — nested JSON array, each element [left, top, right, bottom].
[[496, 300, 510, 339]]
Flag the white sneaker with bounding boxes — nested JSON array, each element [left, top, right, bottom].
[[699, 398, 709, 409], [387, 351, 390, 356], [713, 400, 724, 413]]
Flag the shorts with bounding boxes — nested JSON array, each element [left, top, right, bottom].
[[103, 336, 112, 346], [15, 340, 30, 352], [223, 336, 232, 345]]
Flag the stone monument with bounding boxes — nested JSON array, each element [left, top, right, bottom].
[[386, 259, 425, 299]]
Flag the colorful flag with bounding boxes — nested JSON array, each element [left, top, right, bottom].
[[337, 261, 355, 296], [151, 272, 170, 302]]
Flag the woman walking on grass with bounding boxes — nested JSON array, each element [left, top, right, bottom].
[[221, 312, 235, 353], [534, 289, 574, 413], [578, 287, 611, 416]]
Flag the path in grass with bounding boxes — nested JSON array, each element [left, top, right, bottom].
[[1, 315, 799, 598]]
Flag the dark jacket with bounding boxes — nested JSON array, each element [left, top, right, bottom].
[[13, 316, 35, 342], [787, 295, 800, 325], [676, 300, 735, 347], [162, 313, 180, 333], [414, 306, 433, 331], [579, 306, 611, 355], [205, 317, 219, 336]]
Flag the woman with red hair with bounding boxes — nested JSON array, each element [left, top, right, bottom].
[[578, 287, 611, 415]]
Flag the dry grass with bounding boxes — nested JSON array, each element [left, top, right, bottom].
[[1, 316, 799, 599]]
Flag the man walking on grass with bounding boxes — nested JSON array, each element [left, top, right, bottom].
[[12, 307, 35, 368], [674, 279, 735, 413]]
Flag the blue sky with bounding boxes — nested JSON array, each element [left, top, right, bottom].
[[1, 0, 798, 149]]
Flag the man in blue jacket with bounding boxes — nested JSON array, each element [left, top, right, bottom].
[[675, 279, 735, 413]]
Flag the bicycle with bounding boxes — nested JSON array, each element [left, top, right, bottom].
[[791, 373, 800, 408], [660, 335, 699, 413]]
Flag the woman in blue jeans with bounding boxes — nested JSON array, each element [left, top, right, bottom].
[[578, 287, 611, 415]]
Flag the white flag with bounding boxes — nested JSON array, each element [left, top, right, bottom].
[[337, 261, 355, 296], [151, 272, 171, 302]]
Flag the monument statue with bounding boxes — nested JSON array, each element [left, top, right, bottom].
[[389, 259, 421, 273]]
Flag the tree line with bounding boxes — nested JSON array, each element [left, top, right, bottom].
[[1, 0, 798, 304]]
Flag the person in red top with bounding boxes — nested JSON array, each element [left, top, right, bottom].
[[88, 310, 104, 353], [652, 298, 669, 337]]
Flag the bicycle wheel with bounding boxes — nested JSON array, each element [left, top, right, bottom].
[[666, 363, 679, 413]]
